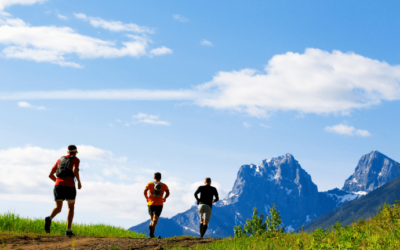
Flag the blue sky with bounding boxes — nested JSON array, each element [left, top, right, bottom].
[[1, 0, 400, 228]]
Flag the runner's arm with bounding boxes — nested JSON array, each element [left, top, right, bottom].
[[194, 187, 201, 202], [144, 188, 149, 200], [48, 168, 57, 182], [163, 190, 170, 202], [73, 167, 82, 189], [212, 188, 219, 203]]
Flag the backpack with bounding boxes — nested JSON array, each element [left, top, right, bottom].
[[153, 182, 163, 198], [56, 156, 76, 178]]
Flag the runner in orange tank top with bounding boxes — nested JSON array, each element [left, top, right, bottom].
[[143, 172, 170, 238]]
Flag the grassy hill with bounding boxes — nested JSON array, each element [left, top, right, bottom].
[[300, 175, 400, 232], [0, 212, 146, 238], [3, 200, 400, 249]]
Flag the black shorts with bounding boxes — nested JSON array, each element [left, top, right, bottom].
[[148, 205, 163, 217], [54, 186, 76, 201]]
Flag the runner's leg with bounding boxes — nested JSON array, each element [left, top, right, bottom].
[[200, 218, 204, 237], [67, 201, 75, 231], [200, 205, 211, 237], [50, 200, 63, 219], [151, 215, 160, 237], [152, 215, 159, 227], [201, 219, 209, 237]]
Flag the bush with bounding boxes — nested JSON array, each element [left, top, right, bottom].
[[233, 204, 285, 238]]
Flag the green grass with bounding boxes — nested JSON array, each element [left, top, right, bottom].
[[170, 201, 400, 249], [0, 212, 146, 238]]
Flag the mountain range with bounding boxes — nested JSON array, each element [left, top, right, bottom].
[[130, 150, 400, 238], [301, 174, 400, 232]]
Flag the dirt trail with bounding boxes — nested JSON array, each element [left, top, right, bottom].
[[1, 235, 218, 249]]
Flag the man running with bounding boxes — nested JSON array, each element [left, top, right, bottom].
[[194, 177, 219, 238], [45, 145, 82, 236], [144, 172, 170, 238]]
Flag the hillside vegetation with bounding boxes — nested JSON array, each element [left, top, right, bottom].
[[171, 201, 400, 249], [0, 212, 146, 238]]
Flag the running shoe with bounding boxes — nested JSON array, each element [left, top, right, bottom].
[[149, 225, 155, 238], [44, 217, 51, 234], [65, 230, 75, 237]]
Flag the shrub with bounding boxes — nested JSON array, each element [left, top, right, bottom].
[[233, 203, 285, 238]]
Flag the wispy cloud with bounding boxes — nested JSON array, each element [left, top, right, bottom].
[[0, 11, 171, 67], [172, 14, 188, 22], [259, 124, 271, 129], [200, 39, 213, 46], [2, 49, 400, 118], [325, 124, 371, 137], [149, 46, 173, 56], [0, 89, 199, 100], [56, 10, 67, 20], [132, 113, 170, 126], [74, 13, 153, 33], [243, 122, 251, 128], [0, 0, 47, 11], [17, 101, 45, 110]]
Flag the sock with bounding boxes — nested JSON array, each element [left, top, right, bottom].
[[201, 224, 208, 237], [200, 224, 203, 235]]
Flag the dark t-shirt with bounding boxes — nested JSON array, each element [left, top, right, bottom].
[[194, 185, 219, 209]]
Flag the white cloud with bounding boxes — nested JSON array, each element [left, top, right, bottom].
[[0, 12, 171, 67], [132, 113, 170, 126], [17, 101, 45, 110], [196, 48, 400, 117], [200, 39, 213, 46], [325, 123, 371, 137], [149, 46, 173, 56], [74, 13, 153, 33], [0, 0, 47, 10], [172, 14, 188, 22], [2, 49, 400, 117], [0, 145, 226, 225], [243, 122, 251, 128]]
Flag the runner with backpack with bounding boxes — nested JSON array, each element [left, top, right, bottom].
[[194, 177, 219, 238], [45, 145, 82, 236], [144, 172, 170, 238]]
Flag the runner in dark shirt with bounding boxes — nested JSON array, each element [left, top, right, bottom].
[[194, 177, 219, 238]]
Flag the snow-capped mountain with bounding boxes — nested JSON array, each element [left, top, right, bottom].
[[342, 150, 400, 192], [130, 151, 398, 238]]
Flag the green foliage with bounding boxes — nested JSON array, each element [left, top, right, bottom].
[[171, 200, 400, 249], [0, 212, 146, 238], [234, 204, 284, 238]]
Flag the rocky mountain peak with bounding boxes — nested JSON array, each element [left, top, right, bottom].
[[342, 150, 400, 192], [219, 154, 317, 206]]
